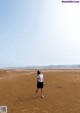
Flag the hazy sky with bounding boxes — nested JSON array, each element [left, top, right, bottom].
[[0, 0, 80, 68]]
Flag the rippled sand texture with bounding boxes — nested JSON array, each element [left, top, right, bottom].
[[0, 69, 80, 113]]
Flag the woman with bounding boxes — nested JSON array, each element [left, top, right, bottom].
[[34, 70, 44, 98]]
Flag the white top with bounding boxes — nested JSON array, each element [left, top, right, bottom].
[[37, 74, 43, 82]]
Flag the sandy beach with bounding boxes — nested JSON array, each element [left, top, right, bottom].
[[0, 69, 80, 113]]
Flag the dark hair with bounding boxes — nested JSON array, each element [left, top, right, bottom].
[[37, 70, 41, 75]]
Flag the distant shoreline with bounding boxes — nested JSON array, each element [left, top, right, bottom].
[[1, 68, 80, 73], [1, 65, 80, 70]]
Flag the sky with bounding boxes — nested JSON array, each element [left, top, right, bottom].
[[0, 0, 80, 68]]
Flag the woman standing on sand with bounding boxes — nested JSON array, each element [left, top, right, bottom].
[[34, 70, 44, 98]]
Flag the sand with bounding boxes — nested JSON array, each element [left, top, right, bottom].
[[0, 69, 80, 113]]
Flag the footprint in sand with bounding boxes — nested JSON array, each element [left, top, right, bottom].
[[11, 108, 13, 111], [56, 86, 62, 88], [56, 85, 62, 88]]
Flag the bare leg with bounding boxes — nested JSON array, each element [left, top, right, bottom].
[[33, 88, 39, 98], [41, 88, 44, 98], [35, 88, 38, 95]]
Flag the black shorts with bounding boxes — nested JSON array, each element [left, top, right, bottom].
[[37, 82, 44, 88]]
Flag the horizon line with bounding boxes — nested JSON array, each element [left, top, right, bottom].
[[0, 64, 80, 69]]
